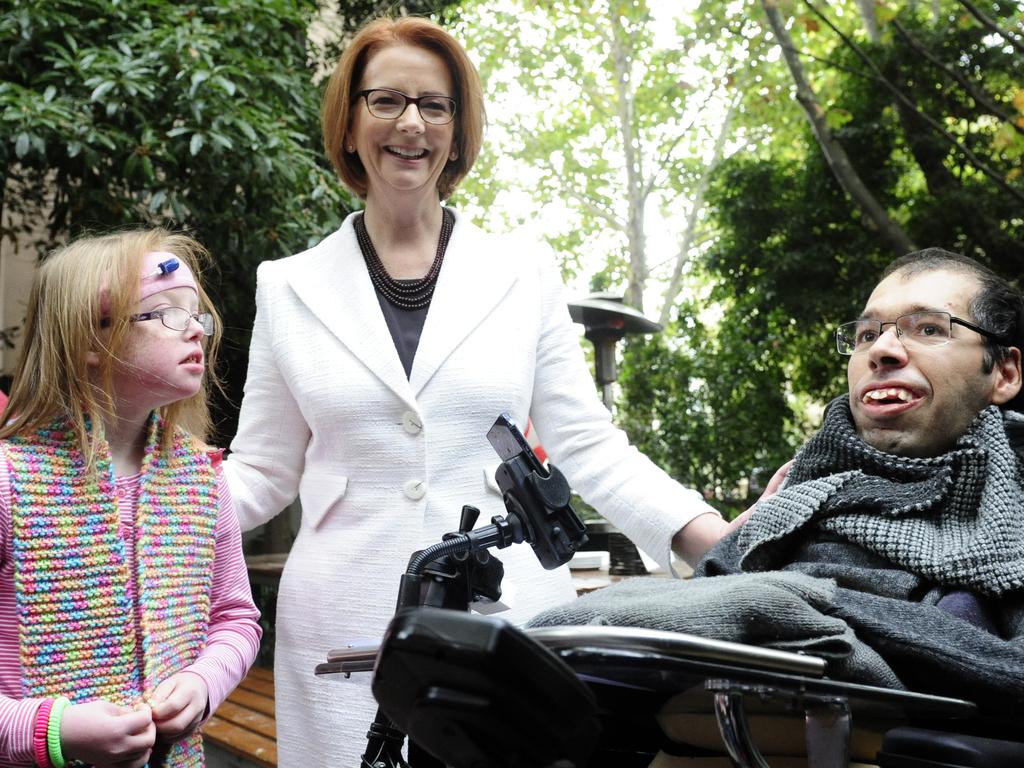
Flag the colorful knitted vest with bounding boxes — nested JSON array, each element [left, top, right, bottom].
[[4, 415, 217, 768]]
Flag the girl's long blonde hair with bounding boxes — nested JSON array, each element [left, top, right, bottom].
[[0, 229, 222, 466]]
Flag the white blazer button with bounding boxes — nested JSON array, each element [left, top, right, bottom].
[[402, 411, 423, 435], [403, 480, 427, 500]]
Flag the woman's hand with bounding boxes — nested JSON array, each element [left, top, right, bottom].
[[672, 459, 793, 566], [60, 700, 155, 768], [723, 459, 793, 534], [150, 672, 209, 741]]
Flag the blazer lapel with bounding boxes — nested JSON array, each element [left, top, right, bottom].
[[410, 211, 518, 396], [286, 216, 416, 409]]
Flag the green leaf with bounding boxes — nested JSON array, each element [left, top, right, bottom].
[[189, 70, 210, 98], [14, 133, 31, 158], [42, 85, 57, 102], [213, 75, 236, 96], [148, 189, 167, 213], [189, 132, 204, 155], [875, 3, 896, 24], [208, 131, 233, 150], [825, 108, 853, 130], [90, 81, 115, 102], [237, 119, 257, 142]]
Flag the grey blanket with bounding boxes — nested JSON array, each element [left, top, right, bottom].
[[528, 570, 902, 688], [529, 400, 1024, 716]]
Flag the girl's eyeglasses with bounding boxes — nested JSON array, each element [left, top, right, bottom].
[[130, 307, 215, 336]]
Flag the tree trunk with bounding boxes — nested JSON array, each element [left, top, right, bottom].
[[659, 99, 737, 327], [609, 11, 648, 311], [761, 0, 916, 255], [855, 0, 880, 42]]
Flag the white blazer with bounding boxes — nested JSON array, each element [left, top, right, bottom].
[[225, 209, 717, 766]]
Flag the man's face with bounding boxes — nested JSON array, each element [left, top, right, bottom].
[[847, 268, 1021, 457]]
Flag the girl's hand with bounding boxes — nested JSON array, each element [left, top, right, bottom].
[[150, 672, 209, 740], [60, 700, 155, 768]]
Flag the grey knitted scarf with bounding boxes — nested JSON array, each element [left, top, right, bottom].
[[738, 397, 1024, 596]]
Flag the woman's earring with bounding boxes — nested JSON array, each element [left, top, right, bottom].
[[449, 150, 458, 161]]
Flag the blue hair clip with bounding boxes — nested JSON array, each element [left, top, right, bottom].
[[146, 258, 180, 279]]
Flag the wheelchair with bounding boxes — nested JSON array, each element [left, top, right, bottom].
[[354, 606, 1024, 768], [316, 414, 1024, 768]]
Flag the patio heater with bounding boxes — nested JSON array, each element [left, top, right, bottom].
[[567, 293, 663, 411]]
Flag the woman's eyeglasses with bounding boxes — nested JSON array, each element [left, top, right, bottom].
[[356, 88, 457, 125]]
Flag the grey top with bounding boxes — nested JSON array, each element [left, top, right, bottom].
[[374, 289, 429, 378]]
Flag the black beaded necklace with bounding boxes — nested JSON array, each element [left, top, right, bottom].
[[355, 208, 454, 310]]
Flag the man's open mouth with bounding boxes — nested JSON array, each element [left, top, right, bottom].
[[862, 387, 915, 405]]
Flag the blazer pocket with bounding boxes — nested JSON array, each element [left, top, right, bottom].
[[299, 473, 349, 531]]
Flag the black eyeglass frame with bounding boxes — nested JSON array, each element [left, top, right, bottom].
[[354, 88, 457, 125], [835, 311, 1013, 356], [130, 308, 215, 336]]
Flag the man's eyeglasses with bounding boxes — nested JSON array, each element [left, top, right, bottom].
[[130, 307, 214, 336], [356, 88, 457, 125], [835, 311, 1009, 355]]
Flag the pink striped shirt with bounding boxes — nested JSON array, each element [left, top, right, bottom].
[[0, 451, 262, 765]]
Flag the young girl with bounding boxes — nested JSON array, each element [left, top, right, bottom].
[[0, 230, 261, 768]]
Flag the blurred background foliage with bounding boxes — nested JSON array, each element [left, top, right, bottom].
[[1, 0, 455, 441], [2, 0, 1022, 514]]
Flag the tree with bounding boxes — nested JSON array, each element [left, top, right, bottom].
[[622, 0, 1023, 498], [692, 0, 1023, 269], [618, 303, 807, 509], [688, 0, 1024, 433], [456, 0, 739, 315], [2, 0, 358, 441], [455, 0, 812, 498], [761, 0, 916, 255]]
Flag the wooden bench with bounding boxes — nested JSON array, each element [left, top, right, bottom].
[[204, 666, 277, 767]]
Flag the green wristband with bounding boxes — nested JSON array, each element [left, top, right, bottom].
[[46, 696, 70, 768]]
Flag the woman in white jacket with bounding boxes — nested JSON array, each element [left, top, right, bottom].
[[225, 15, 741, 766]]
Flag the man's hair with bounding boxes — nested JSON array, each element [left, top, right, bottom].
[[881, 247, 1023, 410]]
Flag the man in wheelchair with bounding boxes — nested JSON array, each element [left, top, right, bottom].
[[523, 248, 1024, 764]]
